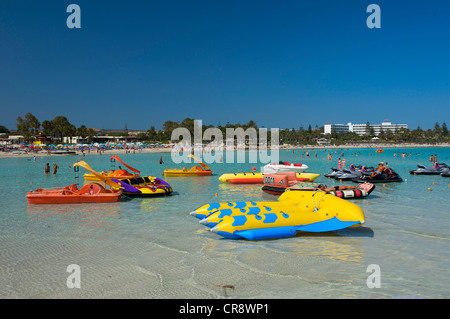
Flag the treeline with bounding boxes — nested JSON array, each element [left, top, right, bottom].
[[3, 113, 449, 145], [140, 118, 259, 142], [140, 119, 449, 145], [9, 113, 97, 143]]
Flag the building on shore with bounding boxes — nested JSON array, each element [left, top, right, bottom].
[[324, 120, 408, 136]]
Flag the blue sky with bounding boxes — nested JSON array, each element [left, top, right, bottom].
[[0, 0, 449, 131]]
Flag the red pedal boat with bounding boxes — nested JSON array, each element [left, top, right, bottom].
[[26, 183, 122, 204]]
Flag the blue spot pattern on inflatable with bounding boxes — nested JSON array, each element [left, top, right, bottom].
[[218, 209, 233, 218], [208, 203, 221, 210], [232, 215, 247, 227], [263, 213, 278, 224]]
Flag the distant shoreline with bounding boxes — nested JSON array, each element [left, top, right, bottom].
[[1, 142, 449, 159]]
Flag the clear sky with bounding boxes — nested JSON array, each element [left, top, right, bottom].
[[1, 0, 449, 131]]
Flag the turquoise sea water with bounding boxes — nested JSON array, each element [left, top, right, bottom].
[[0, 147, 449, 298]]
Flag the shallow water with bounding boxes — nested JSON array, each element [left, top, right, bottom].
[[0, 147, 449, 298]]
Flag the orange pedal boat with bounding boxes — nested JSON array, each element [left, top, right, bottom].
[[26, 183, 122, 204]]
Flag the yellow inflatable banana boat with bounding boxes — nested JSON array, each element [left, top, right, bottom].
[[218, 172, 320, 184], [190, 190, 365, 240]]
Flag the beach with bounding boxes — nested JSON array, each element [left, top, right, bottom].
[[1, 146, 449, 299], [2, 142, 449, 158]]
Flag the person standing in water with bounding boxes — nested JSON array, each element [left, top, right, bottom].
[[52, 163, 59, 174], [44, 163, 50, 174]]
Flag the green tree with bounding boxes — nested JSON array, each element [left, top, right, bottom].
[[147, 125, 157, 140], [434, 122, 442, 136], [86, 128, 96, 143], [442, 122, 448, 136], [0, 125, 10, 134], [46, 116, 76, 143], [245, 120, 258, 129], [16, 113, 40, 142]]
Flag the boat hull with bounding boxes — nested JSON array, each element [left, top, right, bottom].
[[219, 172, 320, 184], [26, 183, 122, 204], [26, 193, 121, 204], [164, 169, 212, 176], [262, 162, 309, 173]]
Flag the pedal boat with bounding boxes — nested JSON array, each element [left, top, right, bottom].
[[26, 183, 121, 204], [83, 155, 141, 181], [164, 154, 212, 176]]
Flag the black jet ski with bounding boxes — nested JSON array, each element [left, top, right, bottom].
[[409, 163, 449, 175], [324, 167, 344, 178], [352, 169, 402, 183], [325, 166, 373, 180]]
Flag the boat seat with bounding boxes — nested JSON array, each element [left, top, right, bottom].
[[78, 183, 105, 195]]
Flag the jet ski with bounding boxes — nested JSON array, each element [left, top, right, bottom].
[[409, 163, 449, 175], [324, 167, 344, 178], [325, 166, 373, 180], [352, 168, 402, 183], [334, 169, 358, 181]]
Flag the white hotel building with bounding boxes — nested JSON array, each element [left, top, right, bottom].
[[324, 121, 408, 136]]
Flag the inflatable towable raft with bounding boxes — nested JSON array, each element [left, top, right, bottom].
[[261, 172, 375, 198], [218, 172, 320, 184], [190, 190, 365, 240], [75, 161, 172, 197], [113, 176, 173, 196]]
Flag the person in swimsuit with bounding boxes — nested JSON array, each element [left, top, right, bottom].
[[370, 162, 386, 178], [317, 184, 363, 192], [52, 163, 59, 174], [433, 162, 440, 170]]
